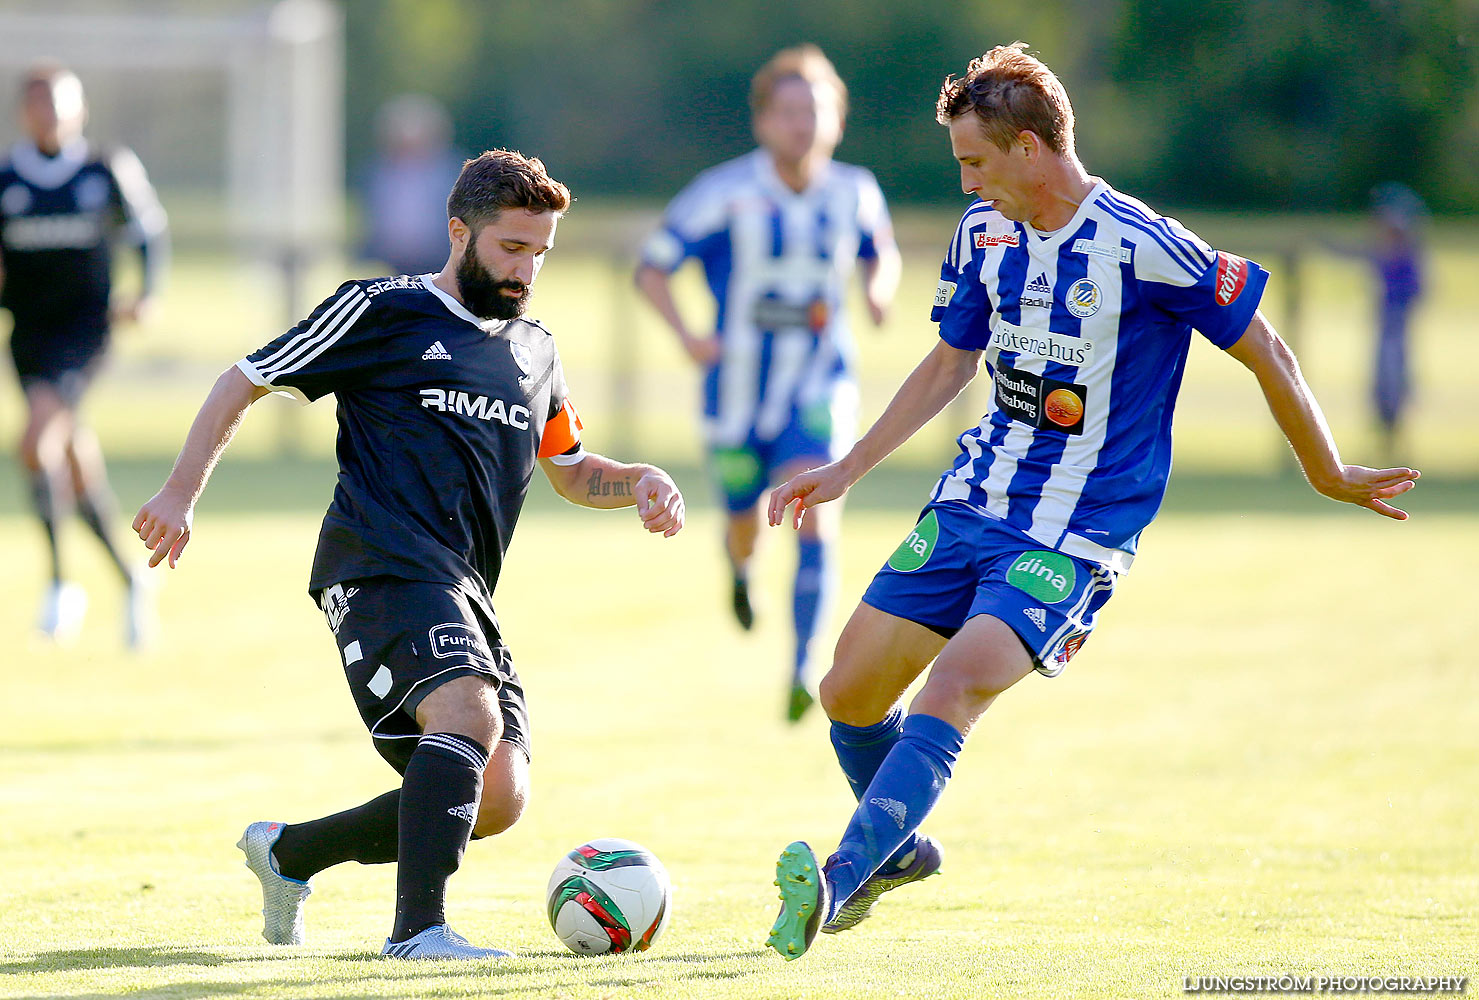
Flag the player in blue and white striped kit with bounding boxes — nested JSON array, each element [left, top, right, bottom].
[[762, 43, 1421, 960], [637, 45, 899, 722]]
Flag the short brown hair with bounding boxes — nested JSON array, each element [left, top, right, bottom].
[[749, 44, 848, 121], [936, 42, 1075, 156], [446, 148, 571, 231], [20, 61, 80, 98]]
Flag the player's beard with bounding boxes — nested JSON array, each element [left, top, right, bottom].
[[457, 237, 530, 320]]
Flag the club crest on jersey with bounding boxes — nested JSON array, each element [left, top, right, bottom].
[[75, 174, 111, 211], [510, 342, 532, 376], [1214, 252, 1249, 306], [974, 231, 1020, 249], [420, 388, 530, 429], [1065, 277, 1102, 318], [1, 184, 32, 215]]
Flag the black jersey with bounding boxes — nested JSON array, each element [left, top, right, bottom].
[[0, 139, 167, 329], [239, 274, 585, 619]]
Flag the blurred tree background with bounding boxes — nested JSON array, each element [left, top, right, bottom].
[[342, 0, 1479, 213]]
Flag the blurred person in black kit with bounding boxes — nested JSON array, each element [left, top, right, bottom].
[[0, 62, 168, 646]]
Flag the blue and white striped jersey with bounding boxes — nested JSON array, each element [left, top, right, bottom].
[[641, 149, 894, 447], [930, 181, 1268, 571]]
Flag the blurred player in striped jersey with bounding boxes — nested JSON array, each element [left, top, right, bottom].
[[0, 63, 168, 646], [762, 43, 1420, 960], [636, 45, 900, 722]]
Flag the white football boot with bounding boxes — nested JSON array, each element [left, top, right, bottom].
[[38, 581, 87, 643], [124, 571, 158, 651], [237, 821, 313, 945], [381, 924, 514, 960]]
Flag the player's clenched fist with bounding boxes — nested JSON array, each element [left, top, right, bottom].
[[132, 490, 194, 569], [635, 472, 685, 537]]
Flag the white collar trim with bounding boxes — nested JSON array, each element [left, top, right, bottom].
[[10, 138, 90, 190], [419, 274, 509, 334]]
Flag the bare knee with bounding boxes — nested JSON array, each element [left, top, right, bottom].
[[726, 510, 760, 563], [415, 675, 502, 749], [911, 617, 1036, 733], [473, 789, 526, 838], [20, 420, 65, 473], [818, 634, 896, 723], [473, 745, 529, 838]]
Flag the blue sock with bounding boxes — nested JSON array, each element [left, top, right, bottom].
[[830, 708, 920, 868], [828, 713, 964, 912], [792, 538, 832, 686]]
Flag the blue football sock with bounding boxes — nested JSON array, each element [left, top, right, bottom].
[[829, 708, 920, 868], [792, 537, 833, 686], [828, 713, 964, 911]]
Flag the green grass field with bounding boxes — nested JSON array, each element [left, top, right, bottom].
[[0, 209, 1475, 998]]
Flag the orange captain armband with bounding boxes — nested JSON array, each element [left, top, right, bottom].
[[538, 398, 584, 459]]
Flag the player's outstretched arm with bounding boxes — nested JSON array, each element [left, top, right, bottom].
[[634, 264, 720, 366], [1225, 310, 1420, 520], [770, 339, 980, 529], [862, 244, 902, 327], [133, 366, 269, 568], [540, 455, 685, 537]]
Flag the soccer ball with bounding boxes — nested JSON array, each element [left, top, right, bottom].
[[546, 837, 671, 955]]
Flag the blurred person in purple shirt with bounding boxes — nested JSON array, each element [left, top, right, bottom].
[[361, 94, 464, 277], [1367, 182, 1426, 459]]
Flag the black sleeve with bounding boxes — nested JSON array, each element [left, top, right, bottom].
[[237, 282, 379, 403]]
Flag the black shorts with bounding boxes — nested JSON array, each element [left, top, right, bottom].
[[9, 318, 110, 407], [315, 575, 531, 774]]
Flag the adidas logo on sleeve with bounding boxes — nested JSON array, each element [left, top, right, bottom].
[[422, 341, 452, 360]]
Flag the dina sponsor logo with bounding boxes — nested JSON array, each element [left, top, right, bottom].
[[887, 510, 939, 573], [420, 388, 530, 428], [1006, 551, 1078, 605]]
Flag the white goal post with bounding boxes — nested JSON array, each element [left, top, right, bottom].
[[0, 0, 344, 258]]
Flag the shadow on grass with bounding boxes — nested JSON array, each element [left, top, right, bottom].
[[1, 730, 361, 756], [0, 456, 1468, 518], [5, 942, 773, 998]]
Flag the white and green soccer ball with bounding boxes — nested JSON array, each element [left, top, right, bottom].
[[546, 837, 672, 955]]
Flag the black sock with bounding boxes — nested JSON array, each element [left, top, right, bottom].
[[390, 733, 488, 942], [76, 483, 132, 583], [29, 469, 64, 582], [271, 790, 401, 882]]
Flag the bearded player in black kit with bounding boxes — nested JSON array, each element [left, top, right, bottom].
[[0, 63, 168, 645], [133, 150, 686, 959]]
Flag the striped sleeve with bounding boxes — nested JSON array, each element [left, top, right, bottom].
[[237, 282, 375, 403]]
